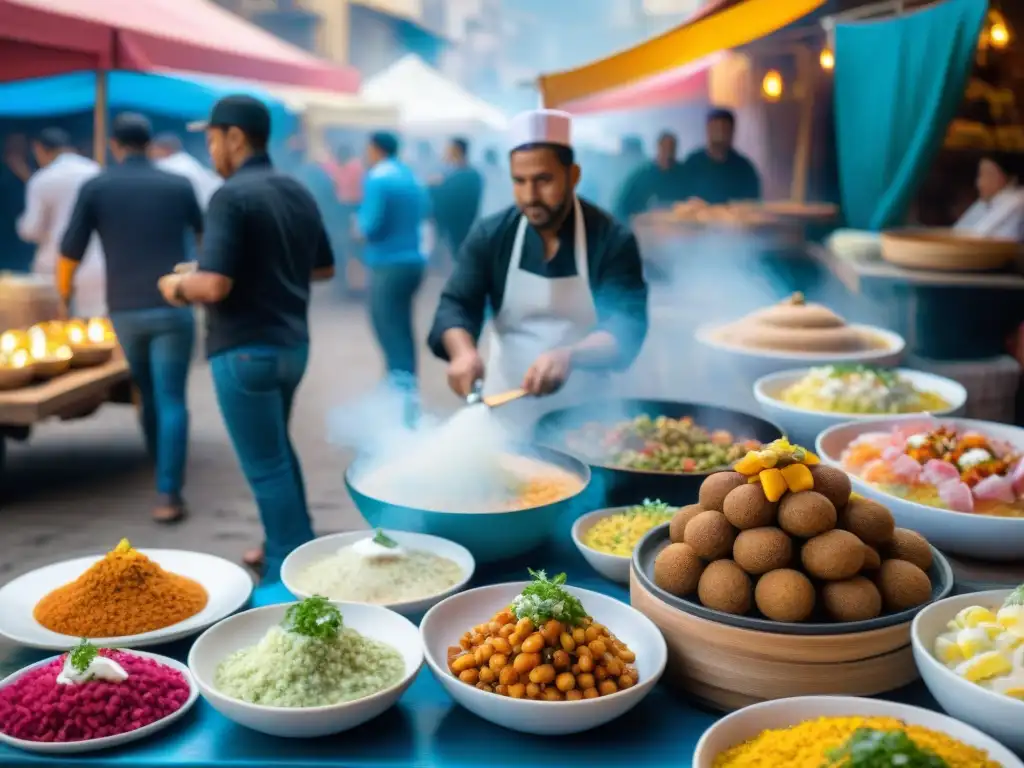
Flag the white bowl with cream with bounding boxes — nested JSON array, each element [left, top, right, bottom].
[[281, 529, 475, 618]]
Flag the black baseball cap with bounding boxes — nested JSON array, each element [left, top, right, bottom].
[[35, 127, 72, 150], [189, 94, 271, 142]]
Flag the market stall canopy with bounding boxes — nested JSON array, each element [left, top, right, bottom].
[[172, 72, 400, 130], [0, 0, 113, 81], [537, 0, 827, 109], [362, 54, 507, 133], [0, 0, 360, 91]]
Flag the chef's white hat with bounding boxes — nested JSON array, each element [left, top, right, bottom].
[[508, 109, 573, 151]]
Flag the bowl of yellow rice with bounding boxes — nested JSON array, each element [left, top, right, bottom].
[[693, 695, 1022, 767], [571, 501, 675, 584], [754, 366, 966, 449]]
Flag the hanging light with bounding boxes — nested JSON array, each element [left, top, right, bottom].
[[990, 21, 1010, 49], [762, 70, 783, 101], [819, 48, 835, 70]]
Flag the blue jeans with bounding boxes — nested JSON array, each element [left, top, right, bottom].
[[367, 262, 424, 390], [210, 345, 312, 582], [109, 307, 194, 500]]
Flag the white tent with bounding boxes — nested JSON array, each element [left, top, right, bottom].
[[362, 54, 508, 133]]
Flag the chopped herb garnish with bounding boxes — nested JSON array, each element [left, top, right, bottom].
[[826, 364, 897, 387], [283, 596, 343, 640], [372, 529, 399, 549], [627, 499, 673, 518], [69, 639, 97, 674], [1004, 582, 1024, 608], [510, 569, 588, 627], [825, 729, 949, 767]]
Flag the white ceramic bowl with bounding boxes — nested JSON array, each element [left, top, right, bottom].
[[280, 529, 476, 617], [695, 322, 906, 385], [187, 602, 422, 738], [572, 507, 665, 585], [912, 589, 1024, 754], [420, 581, 667, 735], [0, 650, 198, 754], [0, 549, 254, 650], [817, 415, 1024, 560], [693, 695, 1023, 767], [754, 367, 966, 449]]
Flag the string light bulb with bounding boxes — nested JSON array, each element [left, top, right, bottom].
[[990, 21, 1010, 48], [819, 48, 835, 70], [762, 70, 783, 101]]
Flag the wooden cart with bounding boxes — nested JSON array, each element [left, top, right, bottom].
[[0, 356, 132, 479]]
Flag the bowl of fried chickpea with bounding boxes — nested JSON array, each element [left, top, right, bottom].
[[419, 569, 667, 735]]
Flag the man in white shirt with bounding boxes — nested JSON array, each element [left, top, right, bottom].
[[149, 133, 222, 210], [13, 128, 106, 316], [954, 153, 1024, 242]]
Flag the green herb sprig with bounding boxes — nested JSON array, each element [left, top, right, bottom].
[[1004, 582, 1024, 608], [283, 596, 343, 640], [69, 639, 97, 674], [510, 569, 588, 627], [627, 499, 673, 518], [826, 364, 897, 387], [824, 729, 949, 768], [372, 529, 399, 549]]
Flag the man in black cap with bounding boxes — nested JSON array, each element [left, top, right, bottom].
[[157, 95, 335, 581], [59, 112, 204, 524]]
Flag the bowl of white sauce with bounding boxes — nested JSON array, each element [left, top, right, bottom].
[[281, 529, 476, 619]]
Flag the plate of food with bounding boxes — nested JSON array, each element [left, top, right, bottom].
[[754, 365, 966, 448], [0, 644, 197, 754], [281, 529, 475, 617], [572, 500, 676, 584], [534, 399, 782, 507], [633, 439, 953, 634], [817, 416, 1024, 560], [0, 539, 254, 650], [912, 587, 1024, 754], [187, 597, 422, 738], [420, 570, 667, 735]]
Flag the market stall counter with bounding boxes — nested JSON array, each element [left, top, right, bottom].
[[0, 539, 944, 767]]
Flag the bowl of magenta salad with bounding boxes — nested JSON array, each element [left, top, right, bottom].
[[0, 640, 196, 753]]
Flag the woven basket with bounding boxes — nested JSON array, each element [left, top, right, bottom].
[[905, 354, 1020, 423]]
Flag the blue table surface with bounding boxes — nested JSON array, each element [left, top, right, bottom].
[[0, 541, 940, 767]]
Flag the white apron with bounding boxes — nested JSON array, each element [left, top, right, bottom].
[[484, 197, 606, 425]]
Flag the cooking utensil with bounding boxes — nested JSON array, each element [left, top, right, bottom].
[[465, 380, 529, 409]]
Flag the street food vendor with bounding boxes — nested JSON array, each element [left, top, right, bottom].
[[954, 153, 1024, 241], [678, 108, 761, 205], [427, 108, 649, 416]]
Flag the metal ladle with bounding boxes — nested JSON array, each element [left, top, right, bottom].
[[465, 379, 528, 409]]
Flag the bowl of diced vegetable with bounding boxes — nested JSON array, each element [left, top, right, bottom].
[[754, 366, 966, 449], [571, 500, 676, 584]]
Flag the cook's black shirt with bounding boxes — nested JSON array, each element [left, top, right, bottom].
[[199, 154, 334, 358], [61, 155, 203, 312], [678, 148, 761, 205], [427, 198, 649, 370]]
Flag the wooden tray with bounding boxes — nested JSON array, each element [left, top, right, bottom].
[[881, 229, 1021, 272], [629, 570, 919, 711]]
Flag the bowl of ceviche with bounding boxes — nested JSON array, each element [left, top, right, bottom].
[[754, 366, 966, 449], [816, 416, 1024, 561]]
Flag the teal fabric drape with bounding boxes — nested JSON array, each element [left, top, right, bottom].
[[834, 0, 988, 230]]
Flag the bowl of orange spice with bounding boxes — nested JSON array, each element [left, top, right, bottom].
[[0, 539, 254, 650]]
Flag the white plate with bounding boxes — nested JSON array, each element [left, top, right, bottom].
[[571, 509, 636, 585], [0, 550, 254, 650], [693, 695, 1023, 767], [912, 590, 1024, 754], [281, 529, 475, 617], [0, 650, 198, 754], [754, 366, 966, 449], [817, 416, 1024, 561], [188, 602, 423, 738], [420, 582, 667, 735]]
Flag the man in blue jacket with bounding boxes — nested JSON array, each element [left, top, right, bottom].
[[357, 131, 430, 425]]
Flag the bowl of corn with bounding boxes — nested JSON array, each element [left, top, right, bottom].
[[571, 500, 675, 584]]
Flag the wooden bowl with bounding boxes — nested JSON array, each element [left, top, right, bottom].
[[880, 228, 1021, 272], [69, 342, 114, 368], [629, 570, 920, 711], [32, 357, 70, 380], [0, 365, 34, 391]]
